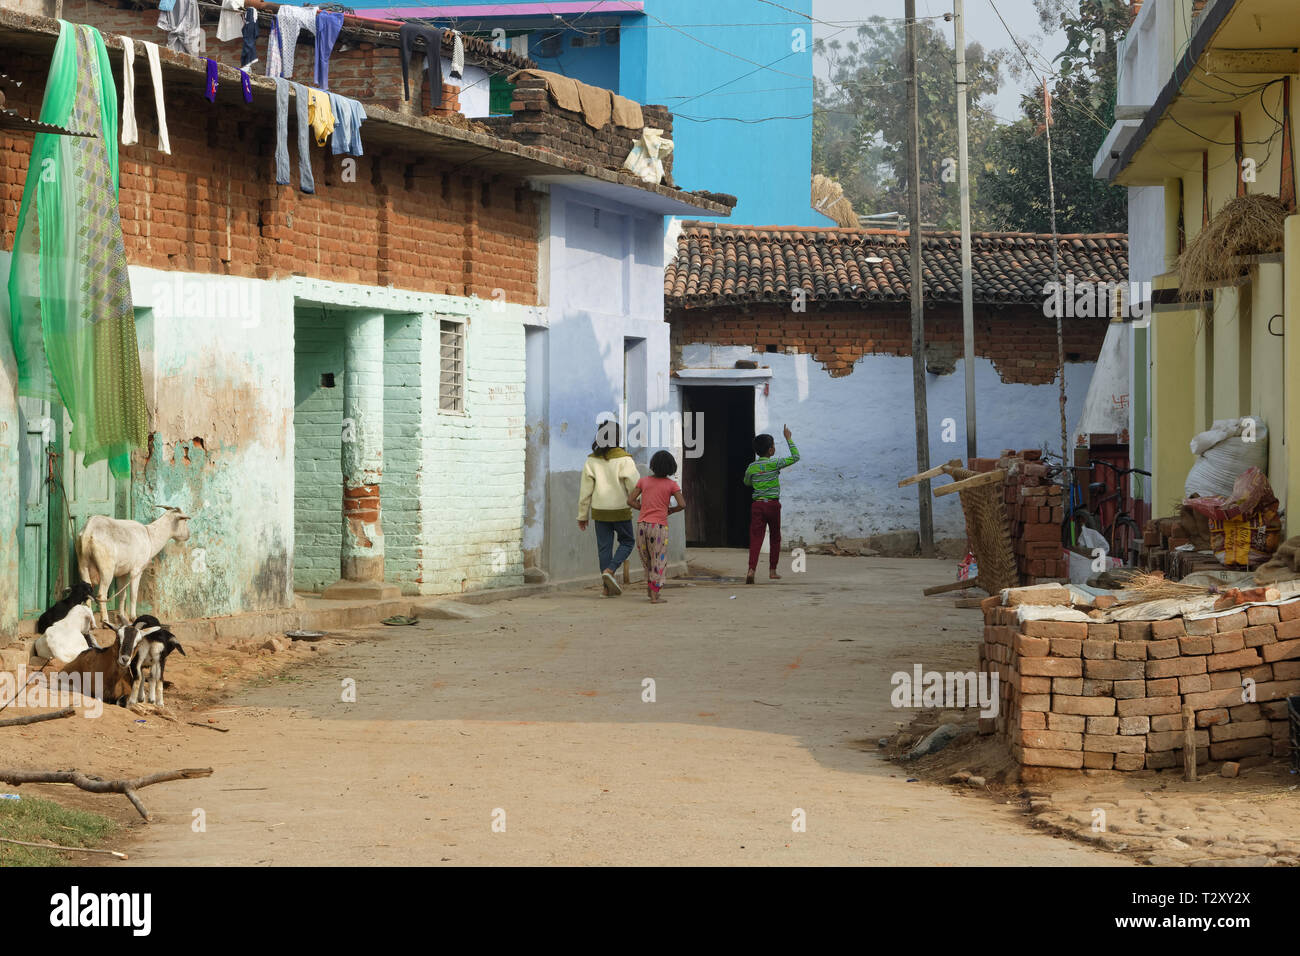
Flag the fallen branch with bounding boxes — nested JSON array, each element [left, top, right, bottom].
[[0, 836, 128, 859], [0, 708, 75, 728], [187, 721, 229, 733], [0, 767, 214, 822]]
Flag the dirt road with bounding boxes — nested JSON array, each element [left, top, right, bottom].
[[24, 550, 1110, 866]]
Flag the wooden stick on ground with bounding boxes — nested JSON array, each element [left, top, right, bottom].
[[0, 767, 214, 822], [187, 721, 230, 733], [0, 836, 127, 860], [1182, 703, 1198, 782], [0, 708, 75, 728]]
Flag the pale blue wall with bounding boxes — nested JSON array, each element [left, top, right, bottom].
[[538, 184, 682, 583]]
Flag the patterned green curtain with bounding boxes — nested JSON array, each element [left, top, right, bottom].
[[8, 21, 148, 479]]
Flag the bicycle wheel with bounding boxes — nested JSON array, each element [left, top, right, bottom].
[[1111, 517, 1142, 568]]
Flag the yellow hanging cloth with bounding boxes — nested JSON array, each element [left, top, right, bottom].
[[307, 88, 335, 147]]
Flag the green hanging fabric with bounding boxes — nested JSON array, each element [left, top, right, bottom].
[[8, 21, 147, 479]]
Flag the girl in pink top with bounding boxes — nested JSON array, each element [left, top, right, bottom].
[[627, 450, 685, 604]]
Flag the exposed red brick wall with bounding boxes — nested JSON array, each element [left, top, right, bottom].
[[668, 304, 1108, 385], [0, 43, 539, 303], [481, 71, 673, 180], [59, 0, 474, 116]]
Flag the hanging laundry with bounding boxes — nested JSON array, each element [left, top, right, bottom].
[[204, 58, 218, 102], [274, 78, 314, 193], [9, 23, 149, 478], [240, 7, 259, 70], [449, 31, 464, 80], [157, 0, 206, 56], [314, 11, 343, 90], [241, 70, 253, 103], [266, 5, 318, 79], [307, 88, 334, 147], [158, 0, 176, 10], [216, 0, 245, 43], [121, 37, 171, 154], [327, 91, 366, 157], [398, 23, 443, 109]]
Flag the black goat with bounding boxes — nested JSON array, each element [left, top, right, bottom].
[[35, 580, 96, 634]]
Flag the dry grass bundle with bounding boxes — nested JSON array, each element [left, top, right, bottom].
[[1113, 570, 1216, 605], [811, 174, 861, 228], [1178, 194, 1287, 299]]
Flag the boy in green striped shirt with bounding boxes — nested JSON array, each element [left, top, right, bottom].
[[743, 425, 799, 584]]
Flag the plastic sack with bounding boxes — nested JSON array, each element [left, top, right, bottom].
[[622, 128, 673, 185], [1184, 417, 1268, 498], [1184, 467, 1281, 567]]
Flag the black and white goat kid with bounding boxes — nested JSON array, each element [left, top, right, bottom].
[[119, 615, 186, 707]]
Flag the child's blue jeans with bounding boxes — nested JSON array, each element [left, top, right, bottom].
[[595, 519, 635, 573]]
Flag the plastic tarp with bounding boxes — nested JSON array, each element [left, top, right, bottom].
[[8, 22, 148, 478], [623, 128, 672, 185]]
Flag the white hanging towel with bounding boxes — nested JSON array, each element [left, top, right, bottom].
[[450, 31, 464, 79], [217, 0, 246, 42], [121, 38, 171, 155]]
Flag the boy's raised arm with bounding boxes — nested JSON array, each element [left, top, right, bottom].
[[776, 424, 800, 468]]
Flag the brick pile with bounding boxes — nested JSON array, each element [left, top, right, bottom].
[[481, 72, 673, 180], [968, 450, 1065, 583], [980, 598, 1300, 773]]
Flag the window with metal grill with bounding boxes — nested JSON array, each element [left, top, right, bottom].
[[439, 319, 465, 413]]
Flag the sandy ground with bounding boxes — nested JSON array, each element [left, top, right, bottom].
[[0, 552, 1154, 865]]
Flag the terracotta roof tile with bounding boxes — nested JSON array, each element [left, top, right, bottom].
[[665, 223, 1130, 308]]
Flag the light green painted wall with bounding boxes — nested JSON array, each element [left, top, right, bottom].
[[293, 308, 345, 592]]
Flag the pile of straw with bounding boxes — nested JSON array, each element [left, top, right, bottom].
[[1178, 194, 1287, 299], [811, 174, 860, 228], [1112, 570, 1216, 606]]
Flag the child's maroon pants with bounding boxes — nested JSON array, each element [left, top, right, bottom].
[[748, 499, 781, 572]]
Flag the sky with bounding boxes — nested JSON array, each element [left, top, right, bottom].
[[813, 0, 1070, 123]]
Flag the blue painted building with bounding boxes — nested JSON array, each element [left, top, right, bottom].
[[344, 0, 829, 226]]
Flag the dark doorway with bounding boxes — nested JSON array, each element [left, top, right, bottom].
[[681, 386, 755, 548]]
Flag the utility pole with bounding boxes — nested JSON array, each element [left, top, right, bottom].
[[905, 0, 934, 557], [953, 0, 976, 462]]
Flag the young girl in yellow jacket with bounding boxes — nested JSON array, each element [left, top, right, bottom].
[[578, 422, 640, 596]]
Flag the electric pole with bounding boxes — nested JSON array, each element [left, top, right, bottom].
[[954, 0, 976, 462], [905, 0, 934, 557]]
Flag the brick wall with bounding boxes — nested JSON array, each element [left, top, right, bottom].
[[292, 308, 345, 592], [480, 71, 673, 180], [0, 41, 540, 306], [980, 594, 1300, 774], [669, 304, 1108, 384]]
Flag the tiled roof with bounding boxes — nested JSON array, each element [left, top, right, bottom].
[[665, 223, 1130, 308]]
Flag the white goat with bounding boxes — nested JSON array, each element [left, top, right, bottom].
[[76, 507, 193, 626], [32, 605, 103, 664]]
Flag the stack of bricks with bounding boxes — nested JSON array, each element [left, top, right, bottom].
[[968, 449, 1065, 583], [481, 72, 674, 179], [980, 598, 1300, 773]]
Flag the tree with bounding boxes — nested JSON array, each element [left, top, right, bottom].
[[978, 0, 1129, 233], [813, 18, 1004, 230]]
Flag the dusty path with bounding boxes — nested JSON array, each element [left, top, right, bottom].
[[99, 551, 1121, 865]]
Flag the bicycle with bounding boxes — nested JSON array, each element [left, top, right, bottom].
[[1069, 459, 1151, 568]]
